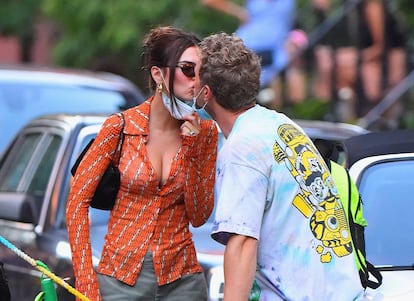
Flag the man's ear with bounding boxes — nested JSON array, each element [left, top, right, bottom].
[[203, 85, 213, 100]]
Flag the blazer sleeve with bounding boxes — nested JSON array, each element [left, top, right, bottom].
[[66, 113, 123, 300]]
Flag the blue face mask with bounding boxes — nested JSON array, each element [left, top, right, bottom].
[[158, 69, 195, 120], [197, 109, 211, 120], [161, 92, 195, 120], [158, 68, 208, 120]]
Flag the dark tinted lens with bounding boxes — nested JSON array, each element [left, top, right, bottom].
[[177, 63, 195, 78]]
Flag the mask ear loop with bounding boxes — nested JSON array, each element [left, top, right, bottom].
[[192, 86, 208, 110], [158, 67, 193, 118], [157, 67, 178, 113]]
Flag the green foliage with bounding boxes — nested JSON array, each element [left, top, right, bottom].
[[0, 0, 39, 39], [396, 0, 414, 28], [282, 98, 331, 120], [2, 0, 414, 121], [40, 0, 238, 90]]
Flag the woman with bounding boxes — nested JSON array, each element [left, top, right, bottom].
[[66, 26, 218, 301]]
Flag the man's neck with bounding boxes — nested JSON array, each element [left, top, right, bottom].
[[214, 104, 255, 138]]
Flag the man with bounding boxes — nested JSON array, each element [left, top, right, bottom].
[[197, 32, 366, 300]]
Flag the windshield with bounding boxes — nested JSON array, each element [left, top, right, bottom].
[[0, 83, 126, 155], [358, 159, 414, 268]]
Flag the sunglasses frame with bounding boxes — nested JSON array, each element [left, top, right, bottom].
[[176, 61, 196, 78]]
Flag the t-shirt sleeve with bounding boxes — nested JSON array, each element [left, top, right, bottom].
[[211, 160, 268, 245]]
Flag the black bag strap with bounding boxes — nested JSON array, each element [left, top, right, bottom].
[[366, 261, 383, 289], [71, 113, 125, 176], [113, 112, 125, 167]]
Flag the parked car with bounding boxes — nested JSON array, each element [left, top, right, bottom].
[[295, 119, 369, 164], [0, 114, 106, 300], [0, 64, 146, 156], [344, 129, 414, 300], [0, 113, 368, 300]]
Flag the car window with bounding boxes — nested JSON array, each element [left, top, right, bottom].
[[358, 159, 414, 267], [27, 135, 62, 195], [0, 133, 42, 191], [0, 132, 62, 195], [0, 131, 62, 223]]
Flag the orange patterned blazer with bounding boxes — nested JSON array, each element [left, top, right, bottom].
[[66, 97, 218, 300]]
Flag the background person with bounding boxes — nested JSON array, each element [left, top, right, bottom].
[[201, 0, 296, 109], [284, 28, 309, 105], [198, 32, 366, 301], [66, 26, 218, 301], [311, 0, 407, 126]]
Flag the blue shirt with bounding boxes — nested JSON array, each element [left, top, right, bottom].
[[236, 0, 295, 86]]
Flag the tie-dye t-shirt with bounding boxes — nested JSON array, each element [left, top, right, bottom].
[[211, 105, 366, 301]]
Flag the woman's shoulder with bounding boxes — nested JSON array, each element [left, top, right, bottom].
[[114, 99, 152, 134], [123, 98, 152, 118]]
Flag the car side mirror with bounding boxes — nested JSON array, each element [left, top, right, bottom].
[[0, 193, 40, 224]]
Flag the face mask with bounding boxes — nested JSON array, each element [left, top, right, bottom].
[[161, 93, 195, 120], [197, 108, 212, 120], [158, 68, 195, 120]]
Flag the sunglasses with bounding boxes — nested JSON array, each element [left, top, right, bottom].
[[176, 62, 196, 78]]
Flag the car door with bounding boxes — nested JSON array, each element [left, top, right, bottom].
[[0, 123, 73, 300], [350, 153, 414, 300]]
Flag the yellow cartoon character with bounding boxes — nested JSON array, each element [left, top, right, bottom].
[[273, 124, 352, 261]]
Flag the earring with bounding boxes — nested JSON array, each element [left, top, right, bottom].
[[157, 83, 163, 94]]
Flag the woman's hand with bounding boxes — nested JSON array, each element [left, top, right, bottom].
[[180, 112, 201, 136]]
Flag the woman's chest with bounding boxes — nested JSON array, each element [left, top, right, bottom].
[[119, 135, 186, 193]]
